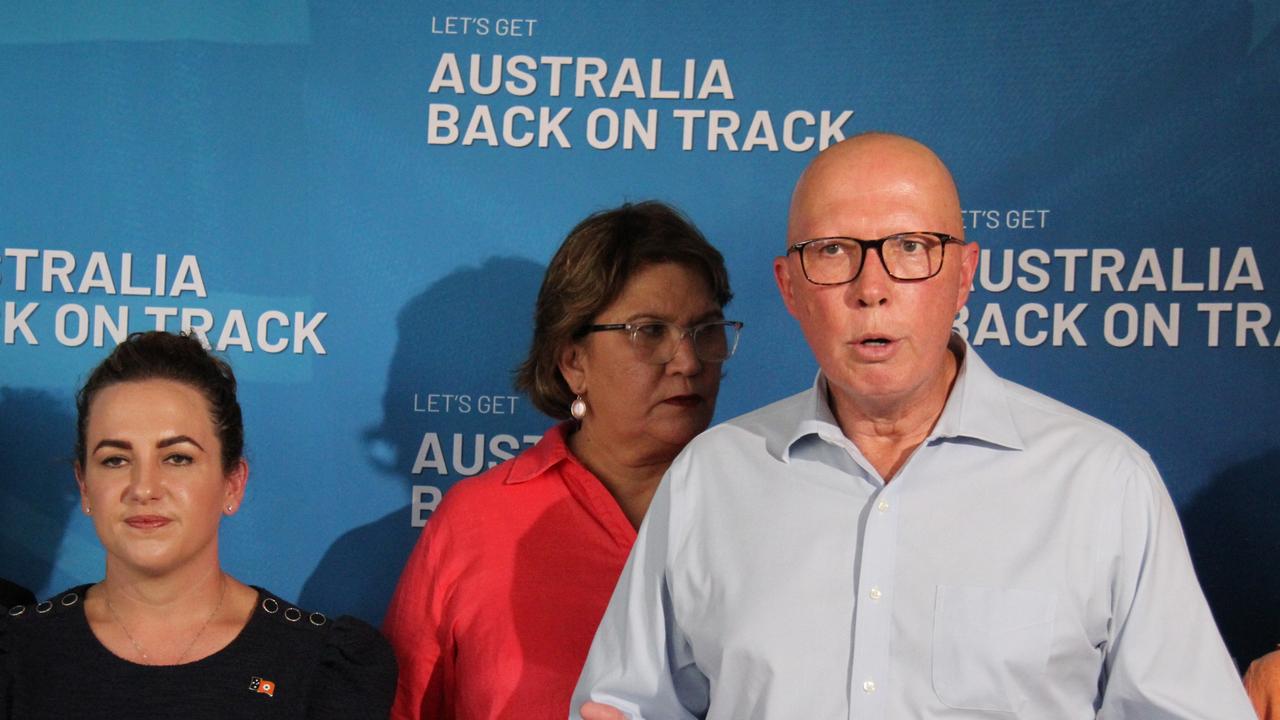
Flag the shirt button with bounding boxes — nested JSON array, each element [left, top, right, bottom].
[[863, 679, 877, 693], [869, 587, 882, 601], [877, 500, 890, 512]]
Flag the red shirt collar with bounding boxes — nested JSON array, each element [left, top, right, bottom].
[[504, 421, 581, 484]]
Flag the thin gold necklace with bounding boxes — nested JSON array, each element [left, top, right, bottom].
[[104, 575, 226, 665]]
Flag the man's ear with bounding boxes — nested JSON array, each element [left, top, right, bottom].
[[954, 240, 980, 312], [775, 255, 801, 319]]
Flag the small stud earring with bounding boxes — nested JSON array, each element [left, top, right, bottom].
[[570, 394, 587, 420], [225, 505, 234, 513], [83, 506, 91, 515]]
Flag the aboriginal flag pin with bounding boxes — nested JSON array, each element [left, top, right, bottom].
[[249, 676, 276, 697]]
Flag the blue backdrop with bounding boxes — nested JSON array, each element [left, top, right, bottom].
[[1, 0, 1277, 670]]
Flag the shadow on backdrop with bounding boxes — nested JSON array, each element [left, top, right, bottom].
[[1183, 448, 1280, 670], [0, 388, 78, 596], [300, 257, 549, 625]]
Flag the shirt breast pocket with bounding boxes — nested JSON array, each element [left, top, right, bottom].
[[931, 584, 1056, 713]]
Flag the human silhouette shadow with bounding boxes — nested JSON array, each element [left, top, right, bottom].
[[299, 257, 549, 625], [1182, 448, 1280, 671], [0, 387, 79, 597]]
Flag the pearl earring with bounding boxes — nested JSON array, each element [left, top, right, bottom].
[[570, 395, 587, 420]]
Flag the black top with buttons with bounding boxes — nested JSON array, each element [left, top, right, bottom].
[[0, 585, 396, 719]]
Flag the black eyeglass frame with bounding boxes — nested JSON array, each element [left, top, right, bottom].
[[576, 320, 744, 364], [786, 232, 964, 285]]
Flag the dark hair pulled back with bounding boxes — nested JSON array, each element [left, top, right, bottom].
[[75, 331, 244, 472]]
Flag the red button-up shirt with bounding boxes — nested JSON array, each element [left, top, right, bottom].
[[384, 423, 637, 720]]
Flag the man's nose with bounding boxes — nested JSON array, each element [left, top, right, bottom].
[[851, 249, 891, 307]]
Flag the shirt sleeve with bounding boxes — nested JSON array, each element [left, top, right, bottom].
[[1096, 454, 1254, 719], [306, 615, 399, 720], [570, 462, 709, 720], [1245, 650, 1280, 720], [382, 507, 459, 720]]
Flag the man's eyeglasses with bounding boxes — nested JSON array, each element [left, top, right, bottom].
[[577, 320, 744, 365], [786, 232, 963, 285]]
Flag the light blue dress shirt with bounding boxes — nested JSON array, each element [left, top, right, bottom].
[[572, 339, 1253, 719]]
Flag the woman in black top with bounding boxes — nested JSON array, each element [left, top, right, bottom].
[[0, 331, 396, 718]]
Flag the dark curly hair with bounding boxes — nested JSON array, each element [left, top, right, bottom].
[[75, 331, 244, 472]]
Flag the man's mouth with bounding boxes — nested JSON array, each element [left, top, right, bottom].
[[851, 336, 898, 359]]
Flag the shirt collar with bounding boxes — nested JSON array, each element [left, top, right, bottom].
[[777, 373, 854, 462], [930, 335, 1025, 450], [781, 333, 1025, 460], [504, 421, 577, 483]]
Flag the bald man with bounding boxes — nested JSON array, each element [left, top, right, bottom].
[[570, 133, 1252, 719]]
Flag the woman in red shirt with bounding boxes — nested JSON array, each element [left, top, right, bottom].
[[383, 201, 740, 719]]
